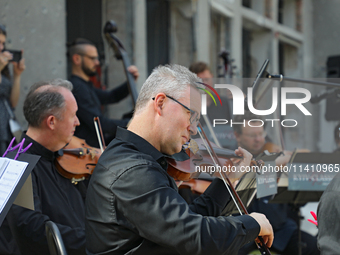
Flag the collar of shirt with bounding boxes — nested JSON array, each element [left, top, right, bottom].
[[22, 132, 58, 162], [70, 74, 93, 87], [115, 127, 169, 170]]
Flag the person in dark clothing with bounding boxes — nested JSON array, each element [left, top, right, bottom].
[[233, 112, 319, 255], [0, 24, 25, 255], [317, 122, 340, 254], [85, 64, 274, 255], [68, 38, 139, 147], [317, 171, 340, 254], [8, 79, 87, 255], [0, 24, 26, 155]]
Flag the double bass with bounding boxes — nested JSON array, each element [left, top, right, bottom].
[[103, 20, 138, 109]]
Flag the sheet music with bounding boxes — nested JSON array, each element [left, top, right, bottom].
[[0, 157, 28, 214]]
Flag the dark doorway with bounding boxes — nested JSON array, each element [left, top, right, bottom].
[[66, 0, 103, 77], [147, 0, 170, 75]]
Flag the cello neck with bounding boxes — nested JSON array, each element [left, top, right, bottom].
[[120, 50, 138, 106], [104, 24, 139, 106]]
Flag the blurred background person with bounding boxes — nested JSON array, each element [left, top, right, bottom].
[[68, 38, 139, 147], [333, 122, 340, 152], [0, 24, 25, 154], [316, 122, 340, 254], [234, 111, 319, 255], [0, 24, 25, 255]]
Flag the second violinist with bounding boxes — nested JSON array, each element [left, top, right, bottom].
[[85, 64, 273, 255]]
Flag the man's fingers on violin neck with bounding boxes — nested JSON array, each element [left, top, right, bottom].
[[257, 235, 273, 249], [261, 234, 274, 248], [267, 234, 274, 248], [235, 147, 252, 159]]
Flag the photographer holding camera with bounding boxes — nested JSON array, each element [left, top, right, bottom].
[[0, 24, 25, 155]]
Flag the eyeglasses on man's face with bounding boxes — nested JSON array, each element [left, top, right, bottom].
[[152, 95, 200, 125], [79, 54, 99, 62], [242, 131, 266, 139]]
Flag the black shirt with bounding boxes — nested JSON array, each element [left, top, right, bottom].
[[85, 127, 260, 255], [69, 75, 130, 147], [10, 133, 87, 255]]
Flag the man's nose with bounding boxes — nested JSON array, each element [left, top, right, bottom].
[[189, 123, 198, 135], [75, 116, 80, 126]]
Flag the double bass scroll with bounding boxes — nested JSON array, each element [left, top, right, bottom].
[[103, 20, 139, 106]]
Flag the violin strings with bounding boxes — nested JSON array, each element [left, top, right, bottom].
[[196, 126, 243, 215]]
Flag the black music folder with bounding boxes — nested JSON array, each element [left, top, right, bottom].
[[0, 152, 39, 226]]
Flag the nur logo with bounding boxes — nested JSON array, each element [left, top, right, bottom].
[[197, 82, 222, 115]]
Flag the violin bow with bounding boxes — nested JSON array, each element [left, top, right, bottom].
[[196, 122, 272, 255], [94, 117, 106, 152]]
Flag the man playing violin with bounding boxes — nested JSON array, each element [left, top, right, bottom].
[[233, 111, 319, 255], [68, 38, 139, 148], [8, 79, 87, 254], [85, 64, 273, 255]]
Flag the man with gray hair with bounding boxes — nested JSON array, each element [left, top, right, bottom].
[[9, 79, 87, 254], [85, 64, 273, 255]]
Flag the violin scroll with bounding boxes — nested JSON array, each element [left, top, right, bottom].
[[103, 20, 117, 34], [103, 20, 139, 105]]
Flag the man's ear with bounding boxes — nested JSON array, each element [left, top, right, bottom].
[[46, 115, 56, 130], [72, 54, 82, 65], [153, 93, 166, 115]]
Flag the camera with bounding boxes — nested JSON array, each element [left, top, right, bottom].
[[5, 49, 22, 62]]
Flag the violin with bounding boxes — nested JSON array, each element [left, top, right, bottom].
[[55, 118, 106, 184], [167, 138, 241, 182], [55, 136, 102, 184], [167, 138, 262, 182], [176, 179, 212, 195], [261, 142, 282, 154], [261, 141, 310, 167]]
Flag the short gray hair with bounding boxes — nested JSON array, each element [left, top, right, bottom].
[[135, 64, 201, 114], [23, 79, 73, 127]]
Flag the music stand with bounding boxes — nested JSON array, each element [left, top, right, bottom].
[[221, 172, 257, 216], [0, 138, 40, 226]]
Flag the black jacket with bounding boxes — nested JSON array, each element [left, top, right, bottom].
[[317, 172, 340, 254], [85, 127, 260, 255], [9, 133, 87, 255]]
